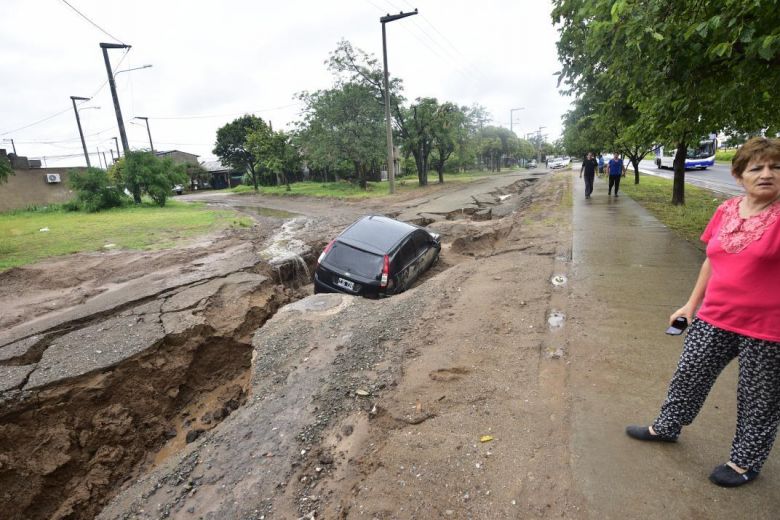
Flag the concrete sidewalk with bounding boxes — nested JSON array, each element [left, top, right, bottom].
[[567, 172, 779, 517]]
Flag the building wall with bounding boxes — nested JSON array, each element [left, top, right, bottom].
[[0, 167, 83, 212]]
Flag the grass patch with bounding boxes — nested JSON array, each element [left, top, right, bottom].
[[622, 175, 726, 247], [0, 200, 252, 271], [228, 169, 502, 199], [715, 149, 736, 162]]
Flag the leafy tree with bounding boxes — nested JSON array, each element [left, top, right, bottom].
[[297, 83, 385, 189], [119, 151, 187, 206], [553, 0, 780, 204], [213, 115, 270, 191], [187, 163, 210, 190], [0, 154, 12, 185], [69, 167, 128, 212], [430, 103, 465, 183], [247, 128, 301, 191]]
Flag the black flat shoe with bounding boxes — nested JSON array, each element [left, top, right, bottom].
[[625, 425, 677, 442], [709, 464, 759, 487]]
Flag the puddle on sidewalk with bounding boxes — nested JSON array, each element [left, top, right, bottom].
[[547, 311, 565, 329]]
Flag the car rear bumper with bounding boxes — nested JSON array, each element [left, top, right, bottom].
[[313, 273, 382, 298]]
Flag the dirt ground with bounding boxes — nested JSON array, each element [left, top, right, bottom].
[[0, 172, 586, 519]]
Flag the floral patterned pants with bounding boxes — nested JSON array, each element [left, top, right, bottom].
[[653, 319, 780, 472]]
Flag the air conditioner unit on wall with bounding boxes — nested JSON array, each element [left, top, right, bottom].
[[45, 173, 61, 183]]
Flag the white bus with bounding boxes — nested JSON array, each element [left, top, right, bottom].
[[655, 138, 717, 170]]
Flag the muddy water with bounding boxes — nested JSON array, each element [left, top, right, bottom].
[[234, 205, 300, 219]]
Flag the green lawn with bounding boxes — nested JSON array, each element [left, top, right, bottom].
[[622, 175, 726, 247], [0, 201, 252, 271], [229, 170, 501, 199]]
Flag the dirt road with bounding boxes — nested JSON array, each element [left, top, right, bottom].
[[3, 171, 566, 519]]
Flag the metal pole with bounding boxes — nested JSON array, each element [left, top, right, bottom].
[[135, 117, 154, 151], [113, 137, 121, 158], [100, 42, 131, 154], [9, 139, 17, 155], [70, 96, 91, 167], [381, 22, 395, 194], [110, 149, 115, 164], [510, 107, 524, 136], [102, 151, 108, 169], [379, 9, 418, 194], [96, 147, 103, 169]]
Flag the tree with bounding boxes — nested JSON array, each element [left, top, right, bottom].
[[247, 128, 301, 191], [0, 154, 12, 185], [553, 0, 780, 204], [118, 151, 187, 206], [213, 115, 270, 191], [297, 83, 385, 189], [69, 167, 128, 212], [430, 103, 465, 183], [186, 163, 210, 190]]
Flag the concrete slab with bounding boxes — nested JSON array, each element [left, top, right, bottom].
[[0, 365, 35, 392]]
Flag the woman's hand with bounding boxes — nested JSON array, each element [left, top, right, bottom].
[[670, 303, 695, 326]]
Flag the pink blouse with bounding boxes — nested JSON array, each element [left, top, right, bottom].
[[697, 197, 780, 342]]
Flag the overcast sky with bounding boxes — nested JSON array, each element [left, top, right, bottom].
[[0, 0, 571, 167]]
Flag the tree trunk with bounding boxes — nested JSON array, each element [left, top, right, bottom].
[[631, 157, 640, 184], [672, 141, 687, 205]]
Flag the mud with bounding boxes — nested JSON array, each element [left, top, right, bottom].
[[0, 171, 551, 519]]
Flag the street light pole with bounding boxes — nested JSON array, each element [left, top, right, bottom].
[[510, 107, 524, 136], [537, 126, 546, 163], [134, 117, 154, 152], [381, 8, 418, 194], [112, 137, 121, 158], [70, 96, 91, 168], [100, 42, 132, 154]]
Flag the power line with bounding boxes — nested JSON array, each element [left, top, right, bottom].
[[146, 103, 302, 120], [59, 0, 124, 44]]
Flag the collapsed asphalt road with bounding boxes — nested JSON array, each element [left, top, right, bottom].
[[1, 170, 562, 519]]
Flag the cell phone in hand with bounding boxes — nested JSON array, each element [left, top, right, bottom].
[[665, 317, 688, 335]]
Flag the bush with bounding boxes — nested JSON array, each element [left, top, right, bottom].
[[69, 168, 129, 212]]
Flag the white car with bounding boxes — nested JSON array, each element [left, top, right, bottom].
[[548, 157, 570, 169]]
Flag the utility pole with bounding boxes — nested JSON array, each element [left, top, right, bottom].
[[510, 107, 524, 136], [134, 116, 154, 151], [2, 139, 18, 155], [110, 149, 115, 164], [537, 126, 546, 163], [381, 8, 418, 194], [112, 137, 121, 159], [102, 151, 108, 169], [96, 147, 103, 169], [100, 42, 131, 154], [70, 96, 91, 168]]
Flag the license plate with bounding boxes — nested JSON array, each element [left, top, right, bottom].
[[336, 277, 354, 290]]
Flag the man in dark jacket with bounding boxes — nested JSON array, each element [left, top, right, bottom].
[[580, 152, 598, 199]]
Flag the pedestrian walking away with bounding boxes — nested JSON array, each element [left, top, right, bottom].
[[580, 152, 598, 199], [597, 153, 605, 177], [626, 137, 780, 488], [607, 152, 625, 196]]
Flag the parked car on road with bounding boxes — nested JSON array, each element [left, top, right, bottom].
[[526, 159, 538, 169], [548, 157, 570, 169], [173, 184, 184, 195], [314, 215, 441, 298]]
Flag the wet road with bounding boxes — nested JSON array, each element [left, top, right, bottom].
[[637, 159, 742, 196]]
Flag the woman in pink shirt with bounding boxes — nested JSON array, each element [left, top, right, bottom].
[[626, 137, 780, 487]]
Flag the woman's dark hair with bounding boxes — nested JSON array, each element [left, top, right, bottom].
[[732, 137, 780, 178]]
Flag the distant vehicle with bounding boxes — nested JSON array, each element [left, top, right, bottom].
[[173, 184, 184, 195], [314, 215, 441, 298], [655, 138, 717, 170], [548, 157, 570, 169], [527, 159, 538, 169]]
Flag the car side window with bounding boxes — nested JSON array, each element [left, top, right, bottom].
[[412, 231, 430, 256], [394, 240, 416, 270]]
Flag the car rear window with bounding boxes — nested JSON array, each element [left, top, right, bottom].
[[326, 242, 384, 279]]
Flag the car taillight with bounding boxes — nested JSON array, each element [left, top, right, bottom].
[[317, 240, 335, 268], [380, 254, 389, 288]]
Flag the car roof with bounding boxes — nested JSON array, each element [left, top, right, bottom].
[[338, 215, 418, 254]]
